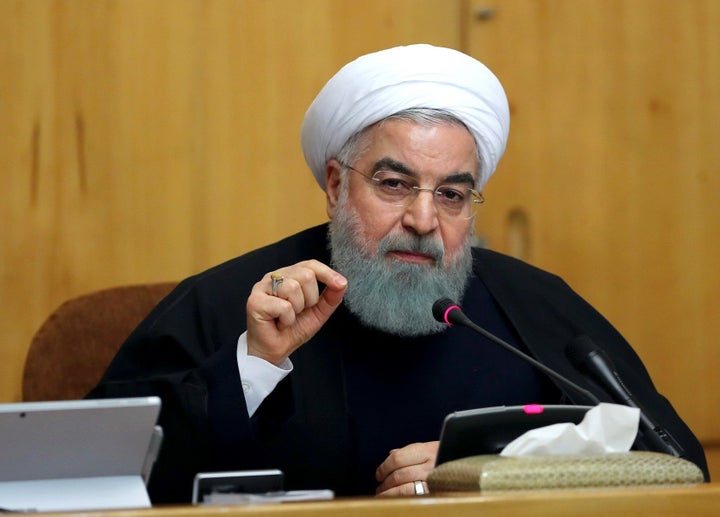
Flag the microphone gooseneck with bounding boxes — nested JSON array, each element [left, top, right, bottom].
[[432, 298, 600, 405], [566, 335, 684, 457]]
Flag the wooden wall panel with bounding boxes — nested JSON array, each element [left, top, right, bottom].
[[0, 0, 462, 402], [1, 0, 717, 480], [464, 0, 719, 445]]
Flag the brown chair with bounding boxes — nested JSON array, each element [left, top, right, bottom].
[[23, 282, 177, 402]]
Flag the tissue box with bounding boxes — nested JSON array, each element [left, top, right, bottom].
[[427, 452, 704, 492]]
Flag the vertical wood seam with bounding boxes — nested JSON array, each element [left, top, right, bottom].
[[75, 108, 87, 195], [30, 117, 40, 206]]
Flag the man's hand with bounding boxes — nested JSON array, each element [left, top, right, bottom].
[[246, 259, 347, 365], [375, 441, 439, 496]]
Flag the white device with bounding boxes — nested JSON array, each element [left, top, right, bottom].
[[0, 396, 162, 512]]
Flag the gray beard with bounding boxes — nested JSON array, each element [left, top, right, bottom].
[[328, 207, 474, 337]]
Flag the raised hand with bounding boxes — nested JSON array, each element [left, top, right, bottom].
[[246, 259, 347, 365]]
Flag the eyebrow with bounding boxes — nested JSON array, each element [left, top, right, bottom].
[[371, 157, 477, 186]]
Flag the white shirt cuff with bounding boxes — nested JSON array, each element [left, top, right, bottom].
[[236, 331, 293, 417]]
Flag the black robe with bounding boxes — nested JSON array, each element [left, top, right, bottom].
[[88, 224, 708, 502]]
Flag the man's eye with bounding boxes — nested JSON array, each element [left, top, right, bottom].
[[438, 187, 466, 202], [378, 178, 411, 191]]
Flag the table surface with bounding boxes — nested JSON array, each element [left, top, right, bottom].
[[31, 482, 720, 517]]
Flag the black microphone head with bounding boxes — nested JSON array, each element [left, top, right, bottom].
[[432, 298, 465, 326], [432, 298, 456, 323], [566, 334, 603, 368]]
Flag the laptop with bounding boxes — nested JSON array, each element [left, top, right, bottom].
[[436, 404, 592, 465], [0, 396, 162, 512]]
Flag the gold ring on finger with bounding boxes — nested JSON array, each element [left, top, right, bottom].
[[270, 272, 284, 297]]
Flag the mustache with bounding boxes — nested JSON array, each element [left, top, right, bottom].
[[376, 232, 445, 264]]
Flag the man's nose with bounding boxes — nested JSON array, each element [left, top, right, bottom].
[[401, 190, 440, 235]]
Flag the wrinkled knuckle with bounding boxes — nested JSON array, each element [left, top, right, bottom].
[[388, 469, 407, 487], [296, 268, 316, 283], [282, 277, 299, 292], [247, 289, 263, 306]]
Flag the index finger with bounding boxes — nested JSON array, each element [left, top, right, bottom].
[[293, 259, 347, 291], [375, 449, 405, 483]]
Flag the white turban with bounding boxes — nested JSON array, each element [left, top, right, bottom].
[[301, 44, 510, 191]]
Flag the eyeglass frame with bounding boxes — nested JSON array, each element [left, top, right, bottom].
[[338, 160, 485, 220]]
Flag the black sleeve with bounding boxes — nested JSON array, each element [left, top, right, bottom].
[[87, 225, 331, 503], [546, 276, 709, 480], [476, 250, 709, 480], [86, 276, 258, 503]]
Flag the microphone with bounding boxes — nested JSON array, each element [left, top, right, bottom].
[[566, 335, 684, 457], [432, 298, 600, 405]]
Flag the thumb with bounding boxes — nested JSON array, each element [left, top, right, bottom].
[[312, 277, 347, 323]]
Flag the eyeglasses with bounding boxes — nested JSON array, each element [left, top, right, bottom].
[[340, 162, 484, 220]]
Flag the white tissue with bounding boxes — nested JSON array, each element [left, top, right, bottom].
[[500, 403, 640, 457]]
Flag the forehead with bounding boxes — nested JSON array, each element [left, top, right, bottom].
[[358, 119, 479, 179]]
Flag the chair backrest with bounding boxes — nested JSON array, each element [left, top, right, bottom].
[[23, 282, 176, 402]]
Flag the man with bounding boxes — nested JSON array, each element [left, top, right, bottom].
[[88, 44, 708, 503]]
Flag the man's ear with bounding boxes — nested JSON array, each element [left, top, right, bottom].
[[325, 160, 342, 219]]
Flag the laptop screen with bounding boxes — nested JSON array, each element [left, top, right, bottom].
[[0, 397, 161, 482]]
